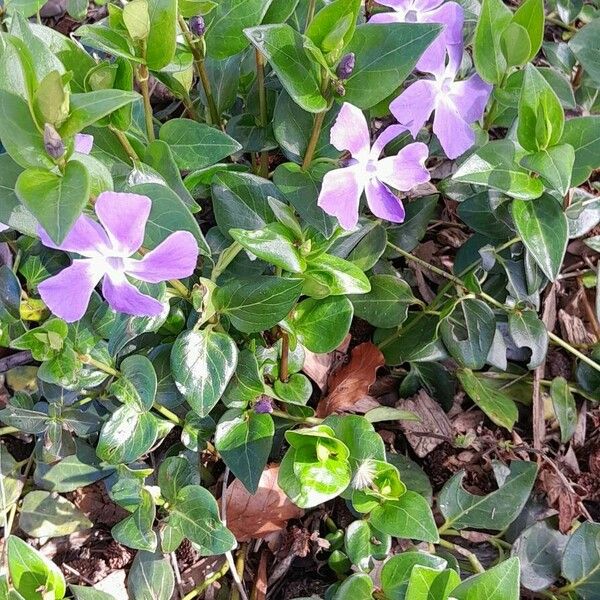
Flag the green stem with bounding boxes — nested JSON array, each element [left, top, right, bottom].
[[168, 278, 191, 299], [178, 15, 220, 126], [302, 109, 327, 170], [280, 330, 289, 383], [385, 240, 600, 375], [182, 561, 230, 600], [211, 242, 243, 281], [270, 409, 323, 425], [437, 538, 485, 574], [255, 49, 270, 178], [108, 125, 140, 162], [305, 0, 317, 30], [137, 57, 155, 142]]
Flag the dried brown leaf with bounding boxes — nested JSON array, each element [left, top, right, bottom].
[[302, 334, 351, 392], [225, 465, 304, 542], [316, 342, 384, 418]]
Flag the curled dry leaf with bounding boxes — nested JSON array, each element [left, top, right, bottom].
[[225, 465, 304, 542], [302, 334, 351, 392], [315, 342, 385, 418]]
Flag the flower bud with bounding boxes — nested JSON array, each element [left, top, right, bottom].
[[43, 123, 65, 160], [254, 397, 273, 414], [336, 53, 355, 80], [189, 15, 205, 37]]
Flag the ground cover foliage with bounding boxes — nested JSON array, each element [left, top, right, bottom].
[[0, 0, 599, 598]]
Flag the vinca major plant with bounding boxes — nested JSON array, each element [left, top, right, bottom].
[[0, 0, 599, 598]]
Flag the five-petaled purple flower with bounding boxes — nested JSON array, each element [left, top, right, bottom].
[[389, 46, 492, 159], [370, 0, 464, 74], [318, 103, 430, 230], [38, 192, 199, 323]]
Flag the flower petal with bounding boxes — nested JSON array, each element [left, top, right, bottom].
[[38, 215, 110, 258], [365, 179, 406, 223], [376, 142, 430, 190], [369, 11, 404, 23], [389, 80, 437, 138], [74, 134, 94, 155], [0, 223, 9, 232], [330, 103, 371, 163], [125, 231, 199, 283], [375, 0, 412, 11], [317, 166, 364, 231], [38, 259, 104, 323], [449, 73, 493, 123], [432, 98, 475, 159], [95, 192, 152, 257], [102, 274, 164, 317], [425, 2, 464, 46], [414, 0, 445, 12]]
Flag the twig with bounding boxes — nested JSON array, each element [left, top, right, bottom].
[[437, 538, 485, 574], [63, 563, 96, 586], [181, 560, 230, 600], [171, 552, 185, 599], [0, 351, 32, 373]]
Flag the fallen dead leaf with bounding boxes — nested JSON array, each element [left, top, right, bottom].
[[558, 309, 597, 346], [302, 334, 351, 392], [315, 342, 384, 418], [225, 465, 304, 542], [397, 390, 453, 458], [94, 570, 127, 599], [539, 465, 585, 533]]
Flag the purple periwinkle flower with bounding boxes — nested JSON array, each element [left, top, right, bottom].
[[337, 53, 356, 80], [254, 397, 273, 414], [389, 47, 492, 159], [44, 124, 65, 160], [189, 15, 206, 37], [0, 224, 9, 233], [318, 103, 430, 230], [38, 192, 199, 323], [74, 133, 94, 155], [370, 0, 464, 73]]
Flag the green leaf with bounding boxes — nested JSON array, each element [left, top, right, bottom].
[[512, 194, 568, 282], [215, 409, 274, 493], [245, 24, 327, 113], [272, 372, 312, 405], [303, 253, 370, 297], [0, 90, 53, 169], [278, 425, 351, 508], [457, 368, 518, 430], [520, 144, 574, 196], [454, 140, 544, 200], [16, 160, 90, 245], [369, 491, 439, 543], [381, 552, 447, 600], [511, 0, 544, 61], [158, 456, 196, 502], [222, 349, 265, 408], [273, 162, 337, 237], [96, 405, 159, 464], [344, 23, 442, 109], [550, 377, 577, 444], [112, 488, 157, 551], [212, 171, 279, 236], [333, 573, 374, 599], [76, 24, 140, 63], [508, 309, 548, 370], [109, 354, 157, 412], [473, 0, 512, 84], [19, 490, 92, 538], [283, 296, 352, 353], [440, 299, 496, 370], [159, 118, 241, 170], [306, 0, 361, 55], [230, 224, 306, 273], [560, 116, 600, 186], [439, 460, 538, 530], [7, 535, 66, 600], [0, 448, 24, 526], [561, 521, 600, 599], [132, 182, 209, 256], [512, 520, 568, 592], [386, 196, 439, 254], [145, 0, 177, 69], [452, 557, 520, 600], [349, 274, 415, 328], [215, 276, 303, 334], [517, 65, 564, 152], [569, 19, 600, 88], [59, 90, 140, 137], [166, 485, 236, 554], [345, 520, 391, 571], [500, 22, 531, 68], [70, 585, 116, 600], [123, 0, 150, 40], [406, 565, 460, 600], [127, 550, 174, 600], [171, 329, 238, 417]]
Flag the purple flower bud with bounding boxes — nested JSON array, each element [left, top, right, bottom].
[[189, 15, 205, 37], [337, 53, 355, 80], [254, 397, 273, 414], [43, 124, 65, 160]]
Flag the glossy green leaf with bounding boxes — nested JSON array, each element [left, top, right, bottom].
[[222, 349, 264, 408], [560, 116, 600, 186], [452, 557, 520, 600], [303, 253, 370, 297], [345, 520, 391, 571], [508, 309, 548, 370], [245, 24, 327, 113], [127, 549, 174, 600], [520, 144, 574, 196], [511, 0, 544, 61], [473, 0, 512, 83], [439, 460, 538, 530], [550, 377, 577, 444], [457, 368, 518, 430], [123, 0, 150, 41], [16, 160, 90, 245], [145, 0, 177, 69], [70, 585, 116, 600], [215, 409, 274, 493], [112, 488, 157, 551], [171, 329, 238, 417], [569, 19, 600, 88], [109, 354, 157, 412], [500, 22, 531, 68], [215, 276, 303, 334], [381, 551, 447, 600], [158, 456, 196, 502], [283, 295, 353, 353], [512, 194, 568, 281], [344, 23, 442, 109], [159, 118, 242, 170], [333, 573, 374, 599]]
